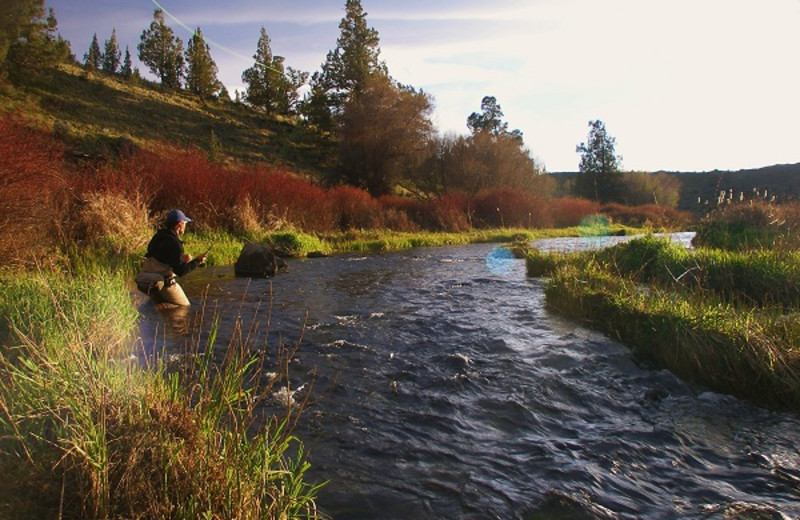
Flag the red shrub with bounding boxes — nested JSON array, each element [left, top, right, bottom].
[[81, 146, 331, 232], [70, 152, 158, 202], [378, 195, 421, 231], [379, 195, 418, 214], [417, 194, 471, 232], [472, 188, 549, 228], [327, 185, 382, 230], [0, 114, 68, 265], [546, 198, 601, 228], [255, 168, 333, 231], [601, 203, 692, 228], [138, 146, 239, 225]]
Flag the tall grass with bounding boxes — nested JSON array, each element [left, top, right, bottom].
[[544, 262, 800, 410], [527, 235, 800, 309], [694, 200, 800, 251], [0, 269, 321, 519], [528, 234, 800, 411]]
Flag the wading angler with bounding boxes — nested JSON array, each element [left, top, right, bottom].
[[136, 209, 208, 307]]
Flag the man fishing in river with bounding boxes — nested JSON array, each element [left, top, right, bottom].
[[136, 209, 208, 308]]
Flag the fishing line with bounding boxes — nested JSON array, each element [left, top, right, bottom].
[[150, 0, 283, 73]]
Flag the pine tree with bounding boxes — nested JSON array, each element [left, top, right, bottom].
[[304, 0, 386, 127], [185, 28, 221, 98], [83, 33, 101, 70], [242, 27, 307, 115], [121, 46, 133, 79], [575, 120, 623, 203], [242, 28, 278, 112], [138, 9, 184, 88], [467, 96, 523, 143], [1, 1, 70, 81], [101, 28, 121, 74]]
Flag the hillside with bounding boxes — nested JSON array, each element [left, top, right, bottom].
[[5, 64, 799, 218], [1, 64, 335, 174]]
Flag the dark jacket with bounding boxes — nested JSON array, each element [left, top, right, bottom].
[[145, 228, 199, 277]]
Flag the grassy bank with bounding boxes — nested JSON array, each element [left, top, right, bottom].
[[0, 266, 320, 519], [527, 236, 800, 411], [192, 226, 624, 265]]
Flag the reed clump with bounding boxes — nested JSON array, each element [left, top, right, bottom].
[[694, 200, 800, 251], [0, 269, 321, 519]]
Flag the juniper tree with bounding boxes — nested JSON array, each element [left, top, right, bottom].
[[101, 29, 120, 74], [138, 9, 184, 88], [185, 28, 221, 98], [304, 0, 387, 128]]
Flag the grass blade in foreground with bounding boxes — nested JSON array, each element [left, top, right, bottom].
[[0, 271, 321, 519]]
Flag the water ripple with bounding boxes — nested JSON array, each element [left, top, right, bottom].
[[143, 240, 800, 519]]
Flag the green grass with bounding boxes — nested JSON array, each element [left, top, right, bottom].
[[320, 228, 572, 253], [530, 236, 800, 411], [0, 267, 321, 519], [180, 227, 586, 263], [527, 235, 800, 308]]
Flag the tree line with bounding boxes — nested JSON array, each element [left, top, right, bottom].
[[1, 0, 681, 209]]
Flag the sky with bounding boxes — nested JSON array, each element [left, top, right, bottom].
[[44, 0, 800, 173]]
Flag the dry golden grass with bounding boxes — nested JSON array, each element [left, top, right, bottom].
[[75, 191, 154, 256]]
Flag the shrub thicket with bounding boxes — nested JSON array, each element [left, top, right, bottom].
[[0, 113, 691, 266], [0, 114, 68, 267], [600, 202, 690, 229], [473, 188, 549, 228]]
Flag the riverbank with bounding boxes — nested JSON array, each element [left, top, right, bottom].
[[526, 235, 800, 412], [190, 225, 638, 266], [0, 263, 320, 518]]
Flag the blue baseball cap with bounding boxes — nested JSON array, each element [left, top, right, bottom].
[[166, 209, 192, 226]]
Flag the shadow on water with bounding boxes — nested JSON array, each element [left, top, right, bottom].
[[137, 234, 800, 519]]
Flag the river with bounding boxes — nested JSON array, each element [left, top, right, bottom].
[[137, 233, 800, 519]]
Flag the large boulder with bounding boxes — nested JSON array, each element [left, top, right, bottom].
[[234, 242, 288, 277]]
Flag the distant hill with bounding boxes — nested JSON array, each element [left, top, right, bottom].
[[549, 163, 800, 214], [662, 164, 800, 213], [1, 64, 335, 175]]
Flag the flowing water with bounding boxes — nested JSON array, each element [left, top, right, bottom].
[[137, 233, 800, 519]]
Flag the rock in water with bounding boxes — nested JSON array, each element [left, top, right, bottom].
[[234, 242, 287, 277]]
